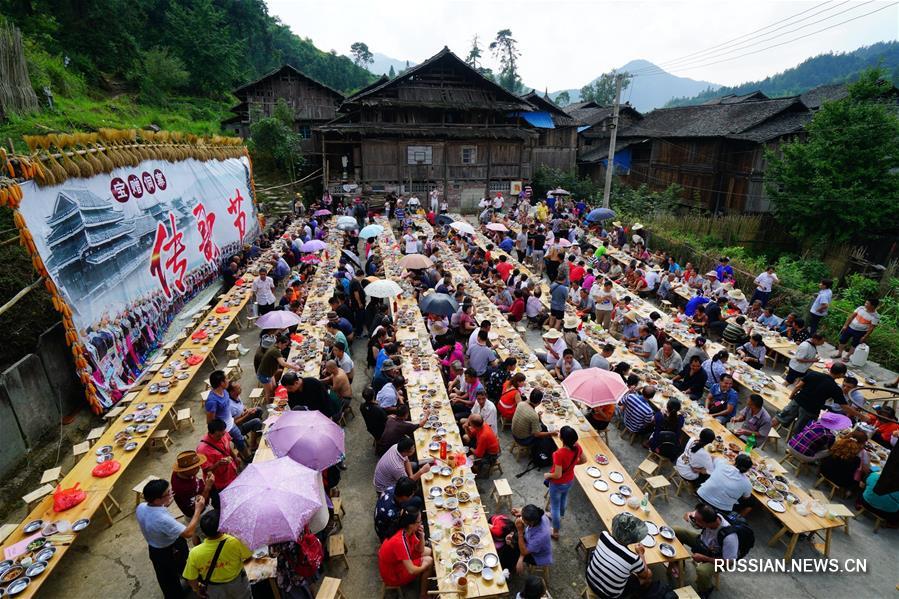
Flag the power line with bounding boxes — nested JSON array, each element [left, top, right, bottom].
[[629, 0, 876, 77], [631, 2, 899, 79]]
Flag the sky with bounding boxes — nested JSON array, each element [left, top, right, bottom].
[[267, 0, 898, 90]]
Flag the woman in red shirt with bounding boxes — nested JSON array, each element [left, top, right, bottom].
[[497, 373, 526, 420], [378, 506, 433, 595], [544, 426, 587, 539]]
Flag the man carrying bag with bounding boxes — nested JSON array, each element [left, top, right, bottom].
[[184, 510, 253, 599]]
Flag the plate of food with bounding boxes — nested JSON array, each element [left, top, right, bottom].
[[593, 480, 609, 492], [467, 557, 484, 573], [483, 553, 500, 568], [450, 532, 466, 546], [594, 454, 609, 465], [429, 486, 443, 497], [586, 466, 602, 478], [609, 471, 625, 483]]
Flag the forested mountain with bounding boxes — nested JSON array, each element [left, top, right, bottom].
[[0, 0, 374, 97], [665, 41, 899, 107]]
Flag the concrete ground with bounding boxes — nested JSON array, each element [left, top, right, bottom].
[[3, 289, 897, 599]]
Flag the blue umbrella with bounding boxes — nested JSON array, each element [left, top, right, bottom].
[[436, 214, 455, 227], [359, 224, 384, 238], [585, 208, 616, 222], [419, 293, 459, 317]]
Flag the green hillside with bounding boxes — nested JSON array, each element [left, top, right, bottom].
[[665, 41, 899, 107], [0, 0, 374, 148]]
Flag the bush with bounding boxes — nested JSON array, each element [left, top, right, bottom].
[[24, 40, 85, 98], [129, 47, 189, 105], [821, 274, 898, 370], [610, 183, 680, 220], [531, 166, 599, 202]]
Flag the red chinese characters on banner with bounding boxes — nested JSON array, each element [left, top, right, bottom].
[[192, 202, 219, 263], [227, 188, 247, 242], [149, 213, 188, 298]]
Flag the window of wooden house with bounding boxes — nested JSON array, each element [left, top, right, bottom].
[[407, 145, 433, 165], [461, 146, 477, 164], [298, 126, 312, 139]]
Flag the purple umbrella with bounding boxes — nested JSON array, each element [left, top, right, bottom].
[[268, 410, 345, 471], [313, 209, 332, 217], [255, 310, 302, 330], [219, 457, 323, 549], [300, 239, 327, 252]]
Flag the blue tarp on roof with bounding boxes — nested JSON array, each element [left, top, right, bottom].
[[577, 125, 591, 133], [513, 111, 555, 129]]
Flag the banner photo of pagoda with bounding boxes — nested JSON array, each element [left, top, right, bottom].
[[16, 156, 259, 408]]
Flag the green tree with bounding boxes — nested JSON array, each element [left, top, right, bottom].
[[580, 71, 631, 104], [554, 90, 570, 106], [489, 29, 523, 93], [165, 0, 243, 95], [765, 68, 899, 245], [248, 99, 304, 183], [350, 41, 373, 68], [130, 47, 189, 105], [388, 65, 396, 78], [466, 35, 482, 68]]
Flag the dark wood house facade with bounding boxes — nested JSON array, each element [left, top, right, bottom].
[[520, 92, 578, 171], [222, 65, 345, 155], [319, 48, 539, 212]]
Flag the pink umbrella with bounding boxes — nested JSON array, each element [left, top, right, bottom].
[[313, 209, 332, 217], [562, 368, 628, 407], [219, 457, 323, 549], [557, 238, 572, 248], [301, 255, 322, 264], [485, 222, 508, 232], [300, 239, 327, 252], [268, 410, 345, 471], [256, 310, 302, 330]]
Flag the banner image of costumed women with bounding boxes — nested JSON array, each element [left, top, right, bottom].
[[16, 156, 259, 408]]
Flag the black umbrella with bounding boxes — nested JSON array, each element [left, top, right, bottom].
[[436, 214, 455, 227], [419, 293, 459, 317], [341, 249, 363, 269]]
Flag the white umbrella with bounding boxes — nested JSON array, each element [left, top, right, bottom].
[[486, 223, 509, 232], [450, 221, 475, 235], [364, 279, 404, 298], [336, 215, 357, 226], [550, 187, 571, 196]]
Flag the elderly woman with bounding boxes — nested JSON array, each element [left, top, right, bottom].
[[585, 513, 653, 598], [819, 430, 870, 494], [513, 504, 553, 574]]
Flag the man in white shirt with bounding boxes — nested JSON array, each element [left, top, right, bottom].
[[785, 333, 824, 384], [537, 329, 567, 367], [629, 325, 658, 361], [407, 195, 421, 213], [402, 229, 418, 255], [429, 189, 439, 213], [252, 267, 276, 315], [807, 278, 833, 334], [492, 193, 504, 212], [466, 391, 498, 432], [751, 266, 779, 307], [644, 267, 660, 292]]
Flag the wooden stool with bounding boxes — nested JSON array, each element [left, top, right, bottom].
[[148, 429, 173, 452], [380, 583, 403, 598], [249, 387, 264, 406], [779, 450, 815, 477], [40, 467, 62, 485], [316, 577, 347, 599], [328, 534, 349, 569], [331, 497, 345, 529], [597, 428, 609, 446], [86, 425, 106, 446], [226, 344, 240, 359], [101, 494, 121, 527], [133, 475, 158, 507], [674, 586, 702, 598], [72, 440, 91, 458], [648, 452, 674, 474], [633, 458, 658, 484], [22, 484, 54, 509], [227, 359, 243, 377], [175, 408, 194, 431], [103, 405, 125, 422], [492, 479, 513, 512], [527, 563, 550, 585], [510, 440, 530, 459], [225, 333, 240, 343], [673, 473, 692, 497], [0, 523, 17, 545], [813, 475, 847, 500], [765, 428, 781, 452], [856, 506, 885, 533], [575, 534, 598, 560], [499, 414, 513, 431], [581, 586, 600, 598], [244, 315, 259, 330], [642, 475, 672, 502], [827, 503, 855, 535]]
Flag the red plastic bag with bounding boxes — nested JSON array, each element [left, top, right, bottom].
[[292, 527, 323, 578], [215, 306, 230, 314], [235, 278, 245, 286], [92, 460, 121, 478], [191, 330, 208, 341], [186, 355, 204, 366], [53, 483, 86, 512], [290, 334, 304, 344]]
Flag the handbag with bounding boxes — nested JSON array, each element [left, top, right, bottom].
[[197, 539, 227, 599]]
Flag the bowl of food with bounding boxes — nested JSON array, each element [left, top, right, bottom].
[[465, 533, 481, 547], [450, 532, 466, 546], [483, 553, 500, 568]]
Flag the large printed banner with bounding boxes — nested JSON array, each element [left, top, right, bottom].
[[18, 156, 259, 408]]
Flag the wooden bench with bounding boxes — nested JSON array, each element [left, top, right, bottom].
[[148, 429, 173, 452], [642, 475, 672, 502], [315, 577, 347, 599], [327, 534, 349, 569], [133, 475, 158, 507], [491, 478, 513, 512], [575, 533, 598, 560]]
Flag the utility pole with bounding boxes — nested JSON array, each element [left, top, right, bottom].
[[601, 73, 623, 209]]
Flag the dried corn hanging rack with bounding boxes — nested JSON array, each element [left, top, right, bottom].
[[1, 129, 248, 414]]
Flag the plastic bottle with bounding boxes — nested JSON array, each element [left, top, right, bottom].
[[744, 433, 756, 454], [640, 494, 649, 514]]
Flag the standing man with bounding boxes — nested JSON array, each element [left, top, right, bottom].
[[348, 269, 366, 338], [183, 511, 253, 599], [136, 479, 205, 599], [807, 278, 833, 334], [751, 265, 779, 307], [429, 188, 440, 214], [252, 267, 276, 315], [833, 298, 880, 362]]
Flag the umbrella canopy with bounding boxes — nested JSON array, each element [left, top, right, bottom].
[[549, 187, 571, 196], [219, 457, 323, 549], [341, 249, 363, 269], [436, 214, 455, 227], [557, 238, 572, 248], [359, 224, 384, 238], [419, 293, 459, 317], [336, 221, 357, 232], [562, 368, 628, 408], [365, 279, 404, 298], [450, 221, 475, 236], [256, 310, 302, 330], [313, 209, 331, 217], [399, 253, 434, 270], [300, 239, 327, 252], [585, 208, 616, 222], [485, 223, 508, 232], [267, 410, 345, 471], [301, 255, 321, 264], [337, 215, 357, 226]]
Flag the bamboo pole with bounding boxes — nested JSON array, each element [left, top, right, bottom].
[[0, 277, 44, 318]]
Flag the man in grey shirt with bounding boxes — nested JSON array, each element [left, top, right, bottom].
[[466, 330, 497, 376], [590, 343, 615, 370]]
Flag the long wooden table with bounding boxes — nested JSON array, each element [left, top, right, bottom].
[[377, 217, 509, 598]]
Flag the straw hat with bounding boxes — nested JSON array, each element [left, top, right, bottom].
[[563, 315, 580, 329], [612, 221, 622, 227], [728, 289, 746, 301], [542, 328, 563, 340], [173, 450, 207, 473], [431, 322, 449, 336], [705, 270, 718, 278], [632, 223, 644, 230], [623, 310, 639, 321]]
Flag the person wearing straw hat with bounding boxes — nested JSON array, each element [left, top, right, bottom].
[[585, 512, 652, 598], [727, 289, 749, 314], [170, 451, 216, 521], [537, 328, 566, 367], [631, 223, 645, 247]]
